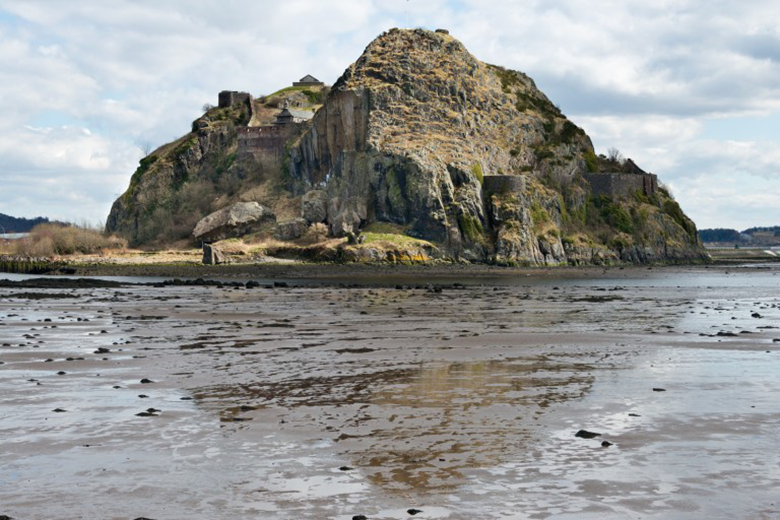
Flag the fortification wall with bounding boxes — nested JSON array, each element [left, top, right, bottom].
[[218, 91, 252, 108], [584, 172, 658, 199], [482, 175, 526, 195], [237, 123, 307, 160]]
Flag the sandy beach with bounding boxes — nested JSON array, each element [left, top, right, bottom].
[[1, 264, 779, 519]]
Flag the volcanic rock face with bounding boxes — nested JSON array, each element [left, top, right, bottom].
[[288, 28, 705, 263], [106, 28, 706, 265]]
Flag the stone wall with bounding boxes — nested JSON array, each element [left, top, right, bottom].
[[237, 124, 307, 160], [583, 172, 658, 199], [218, 91, 252, 108], [482, 175, 526, 195]]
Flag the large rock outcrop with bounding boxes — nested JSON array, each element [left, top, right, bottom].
[[193, 202, 275, 242], [287, 28, 705, 264], [106, 28, 706, 265]]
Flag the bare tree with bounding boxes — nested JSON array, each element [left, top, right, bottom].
[[136, 140, 153, 157], [607, 147, 624, 164], [202, 103, 215, 113]]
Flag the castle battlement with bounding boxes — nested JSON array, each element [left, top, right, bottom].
[[218, 91, 252, 108], [584, 172, 658, 199]]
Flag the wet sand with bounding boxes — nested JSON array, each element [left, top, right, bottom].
[[1, 265, 779, 519]]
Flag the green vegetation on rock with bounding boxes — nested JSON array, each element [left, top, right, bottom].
[[471, 162, 484, 184], [457, 213, 484, 243]]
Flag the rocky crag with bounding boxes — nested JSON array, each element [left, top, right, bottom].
[[107, 28, 706, 265]]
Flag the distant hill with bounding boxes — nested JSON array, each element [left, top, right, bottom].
[[700, 226, 780, 246], [0, 213, 49, 233]]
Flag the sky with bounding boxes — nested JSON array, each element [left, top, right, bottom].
[[0, 0, 778, 231]]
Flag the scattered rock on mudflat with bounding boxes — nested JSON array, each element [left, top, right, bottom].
[[652, 388, 666, 392], [408, 509, 423, 516], [140, 378, 154, 384], [575, 430, 602, 439], [601, 441, 613, 447]]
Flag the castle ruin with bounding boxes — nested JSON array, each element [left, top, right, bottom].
[[583, 171, 658, 199], [218, 91, 252, 108]]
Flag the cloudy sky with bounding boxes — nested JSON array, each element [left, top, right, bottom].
[[0, 0, 778, 230]]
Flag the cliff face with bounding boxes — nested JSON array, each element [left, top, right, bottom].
[[107, 28, 706, 264], [106, 93, 311, 246], [288, 28, 705, 263]]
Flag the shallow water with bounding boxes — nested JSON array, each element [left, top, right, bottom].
[[1, 267, 779, 519]]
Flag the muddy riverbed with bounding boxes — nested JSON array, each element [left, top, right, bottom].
[[1, 265, 779, 519]]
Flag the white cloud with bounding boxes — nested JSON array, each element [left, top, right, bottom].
[[0, 0, 778, 229]]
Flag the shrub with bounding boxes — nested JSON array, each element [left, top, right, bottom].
[[265, 96, 283, 108], [301, 87, 330, 105], [489, 65, 520, 92], [583, 150, 599, 173], [16, 223, 127, 256], [559, 121, 583, 144], [471, 162, 484, 184], [301, 223, 329, 244], [663, 199, 697, 241], [536, 148, 554, 161], [531, 201, 550, 225], [600, 202, 634, 234], [607, 147, 624, 165]]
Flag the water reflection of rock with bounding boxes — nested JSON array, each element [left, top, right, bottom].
[[346, 358, 596, 492], [191, 355, 598, 493]]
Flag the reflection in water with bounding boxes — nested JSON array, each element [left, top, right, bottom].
[[361, 359, 597, 491], [194, 356, 600, 493]]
